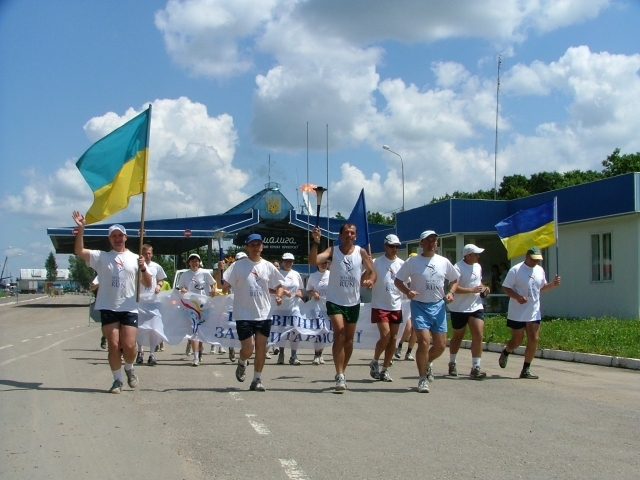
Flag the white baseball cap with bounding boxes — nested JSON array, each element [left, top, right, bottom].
[[187, 253, 201, 261], [420, 230, 438, 240], [384, 234, 401, 246], [463, 244, 484, 255], [235, 252, 247, 260], [108, 224, 127, 236], [282, 253, 295, 260]]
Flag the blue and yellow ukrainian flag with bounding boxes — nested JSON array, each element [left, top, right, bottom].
[[76, 107, 150, 224], [495, 199, 556, 259]]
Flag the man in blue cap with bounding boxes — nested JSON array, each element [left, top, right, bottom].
[[499, 246, 561, 379]]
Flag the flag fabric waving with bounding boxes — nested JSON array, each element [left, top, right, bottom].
[[495, 199, 556, 259], [76, 108, 150, 224], [336, 188, 370, 247]]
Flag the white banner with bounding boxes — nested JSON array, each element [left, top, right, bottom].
[[134, 291, 411, 350]]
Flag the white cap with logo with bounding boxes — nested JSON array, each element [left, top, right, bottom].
[[462, 244, 484, 255], [420, 230, 438, 240], [384, 234, 401, 245]]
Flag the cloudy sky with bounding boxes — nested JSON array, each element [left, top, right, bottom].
[[1, 0, 639, 275]]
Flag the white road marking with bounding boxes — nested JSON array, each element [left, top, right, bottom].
[[213, 371, 223, 378], [279, 459, 309, 480], [0, 344, 13, 350], [46, 333, 52, 336], [0, 329, 93, 367], [245, 414, 270, 435], [228, 392, 243, 401], [21, 339, 29, 343], [0, 296, 47, 307], [35, 336, 43, 338]]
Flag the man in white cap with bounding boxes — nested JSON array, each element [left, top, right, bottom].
[[276, 252, 304, 365], [499, 247, 561, 379], [394, 230, 459, 393], [448, 244, 489, 379], [177, 253, 216, 366], [71, 211, 152, 394], [369, 234, 405, 382]]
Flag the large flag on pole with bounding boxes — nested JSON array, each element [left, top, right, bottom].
[[495, 198, 556, 259], [76, 108, 150, 224], [336, 188, 370, 248]]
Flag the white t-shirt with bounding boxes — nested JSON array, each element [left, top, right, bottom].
[[395, 254, 459, 303], [177, 269, 216, 296], [281, 269, 303, 298], [448, 260, 484, 313], [326, 246, 364, 307], [503, 261, 547, 321], [371, 255, 404, 311], [223, 258, 284, 321], [306, 270, 330, 299], [89, 249, 139, 312], [141, 261, 167, 293]]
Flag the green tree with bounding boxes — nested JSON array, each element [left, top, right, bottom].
[[367, 211, 395, 225], [153, 255, 175, 288], [45, 252, 58, 281], [335, 212, 346, 219], [602, 148, 640, 177], [68, 254, 95, 290]]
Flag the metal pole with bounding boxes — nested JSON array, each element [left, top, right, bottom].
[[494, 55, 502, 200]]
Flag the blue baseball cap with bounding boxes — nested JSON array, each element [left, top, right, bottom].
[[245, 233, 263, 244]]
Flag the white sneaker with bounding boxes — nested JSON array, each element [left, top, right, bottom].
[[218, 346, 227, 354], [335, 374, 346, 392], [405, 352, 415, 361], [312, 355, 321, 365], [417, 376, 429, 393], [318, 355, 325, 364], [191, 358, 200, 366]]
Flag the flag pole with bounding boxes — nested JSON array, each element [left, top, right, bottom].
[[554, 196, 559, 276], [136, 104, 152, 302]]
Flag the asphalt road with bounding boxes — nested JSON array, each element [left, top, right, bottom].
[[1, 296, 638, 479]]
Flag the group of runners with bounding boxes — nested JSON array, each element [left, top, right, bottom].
[[72, 209, 560, 394]]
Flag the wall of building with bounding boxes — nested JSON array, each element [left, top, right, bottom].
[[542, 214, 639, 319]]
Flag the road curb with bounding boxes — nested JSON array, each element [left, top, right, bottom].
[[450, 339, 640, 371]]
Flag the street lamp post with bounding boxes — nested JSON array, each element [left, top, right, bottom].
[[382, 145, 404, 211]]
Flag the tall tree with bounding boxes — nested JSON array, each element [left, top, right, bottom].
[[367, 211, 395, 225], [68, 254, 94, 290], [152, 255, 175, 288], [602, 148, 640, 177], [45, 252, 58, 281]]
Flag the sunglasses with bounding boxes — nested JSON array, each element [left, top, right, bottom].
[[386, 244, 399, 249]]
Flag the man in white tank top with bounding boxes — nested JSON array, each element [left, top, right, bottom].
[[309, 223, 376, 392]]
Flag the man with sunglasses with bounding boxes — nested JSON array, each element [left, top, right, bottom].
[[369, 234, 405, 382]]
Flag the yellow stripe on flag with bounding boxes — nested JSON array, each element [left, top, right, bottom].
[[500, 220, 555, 259]]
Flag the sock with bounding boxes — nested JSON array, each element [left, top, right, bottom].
[[503, 348, 511, 356], [112, 369, 123, 382], [523, 362, 531, 371], [397, 342, 403, 349], [380, 367, 387, 373], [124, 363, 133, 372], [407, 348, 413, 354], [472, 357, 481, 368], [193, 352, 199, 360], [238, 359, 247, 366], [372, 358, 379, 364], [428, 362, 433, 369], [450, 353, 457, 363], [291, 350, 297, 357], [137, 345, 143, 353], [150, 345, 157, 355], [253, 371, 261, 381]]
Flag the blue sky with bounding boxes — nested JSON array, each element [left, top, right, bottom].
[[1, 0, 639, 276]]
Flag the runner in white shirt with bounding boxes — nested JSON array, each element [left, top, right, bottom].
[[178, 253, 216, 366], [499, 247, 561, 379], [136, 244, 167, 366], [72, 211, 152, 394], [309, 223, 376, 392], [305, 259, 330, 365], [369, 234, 404, 382], [394, 230, 459, 393], [224, 233, 284, 392], [275, 252, 304, 365], [448, 244, 489, 379]]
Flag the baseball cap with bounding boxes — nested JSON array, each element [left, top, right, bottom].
[[108, 224, 127, 236], [526, 246, 543, 260], [282, 252, 295, 260], [235, 252, 247, 260], [187, 253, 201, 261], [384, 234, 401, 246], [420, 230, 438, 240], [245, 233, 263, 244], [463, 244, 484, 255]]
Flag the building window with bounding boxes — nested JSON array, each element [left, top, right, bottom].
[[591, 233, 612, 282]]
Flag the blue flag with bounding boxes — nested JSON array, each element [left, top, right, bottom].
[[336, 189, 370, 247]]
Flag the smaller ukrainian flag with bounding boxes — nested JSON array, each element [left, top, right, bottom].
[[495, 199, 556, 259], [76, 107, 150, 224]]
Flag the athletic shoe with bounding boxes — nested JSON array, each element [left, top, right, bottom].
[[312, 355, 321, 365], [520, 368, 539, 379], [249, 379, 266, 392], [159, 342, 165, 352], [394, 347, 402, 359], [235, 363, 246, 382], [210, 345, 216, 353], [109, 379, 123, 394], [154, 344, 160, 353], [273, 348, 280, 355], [100, 336, 107, 350], [426, 365, 434, 382], [228, 347, 236, 362], [218, 346, 227, 354], [136, 351, 144, 364], [318, 355, 325, 364], [379, 369, 393, 382], [148, 355, 158, 366], [191, 358, 200, 367], [265, 351, 272, 359], [405, 352, 415, 361], [185, 343, 192, 355], [369, 359, 380, 379], [277, 351, 285, 365], [335, 374, 346, 392], [125, 368, 139, 388], [470, 366, 487, 379], [448, 362, 458, 377], [499, 350, 508, 368], [417, 376, 429, 393], [289, 356, 301, 365]]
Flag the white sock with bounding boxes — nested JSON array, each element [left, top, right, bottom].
[[112, 369, 122, 382], [472, 357, 481, 368], [239, 359, 247, 366], [253, 371, 261, 381], [372, 358, 379, 364], [193, 352, 199, 360], [124, 363, 133, 372], [380, 367, 387, 373], [450, 354, 457, 363], [137, 344, 143, 353], [428, 362, 433, 368]]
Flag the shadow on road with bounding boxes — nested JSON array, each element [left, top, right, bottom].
[[18, 304, 89, 309], [0, 378, 104, 394]]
